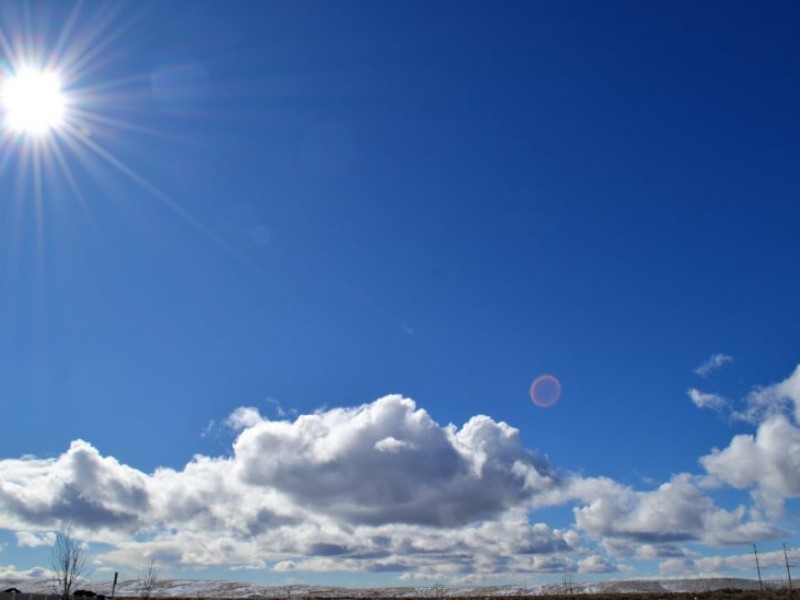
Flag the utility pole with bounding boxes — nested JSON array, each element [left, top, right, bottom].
[[754, 544, 764, 591], [785, 543, 794, 591]]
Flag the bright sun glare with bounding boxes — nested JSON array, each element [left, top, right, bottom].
[[1, 68, 66, 136]]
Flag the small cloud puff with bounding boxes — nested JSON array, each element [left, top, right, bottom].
[[578, 554, 617, 573], [225, 406, 263, 430], [15, 530, 56, 548], [688, 388, 729, 411]]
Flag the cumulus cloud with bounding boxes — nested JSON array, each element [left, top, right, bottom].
[[564, 474, 781, 546], [572, 475, 707, 543], [232, 395, 555, 527], [688, 388, 729, 411], [701, 414, 800, 516], [694, 354, 734, 377], [0, 384, 798, 581], [0, 396, 569, 578], [0, 439, 150, 533], [688, 366, 800, 519]]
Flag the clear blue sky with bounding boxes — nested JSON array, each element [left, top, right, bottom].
[[1, 0, 800, 587]]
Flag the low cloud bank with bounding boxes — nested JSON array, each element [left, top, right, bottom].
[[1, 366, 799, 580]]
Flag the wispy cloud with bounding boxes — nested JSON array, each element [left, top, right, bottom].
[[688, 388, 729, 411], [694, 354, 734, 378], [200, 419, 217, 438]]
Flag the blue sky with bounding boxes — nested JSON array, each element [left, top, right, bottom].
[[1, 0, 800, 587]]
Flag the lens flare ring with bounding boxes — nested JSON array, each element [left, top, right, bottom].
[[530, 374, 562, 408]]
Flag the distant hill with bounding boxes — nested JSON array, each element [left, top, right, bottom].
[[0, 577, 791, 599]]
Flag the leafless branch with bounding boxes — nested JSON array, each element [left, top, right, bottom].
[[51, 528, 87, 600]]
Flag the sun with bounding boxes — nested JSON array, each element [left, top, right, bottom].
[[1, 67, 66, 137]]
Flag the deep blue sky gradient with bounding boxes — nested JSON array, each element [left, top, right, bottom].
[[1, 0, 800, 584]]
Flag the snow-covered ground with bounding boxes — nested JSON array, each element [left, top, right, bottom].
[[0, 577, 789, 598]]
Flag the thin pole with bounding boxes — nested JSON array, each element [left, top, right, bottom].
[[785, 543, 794, 591], [754, 544, 764, 591]]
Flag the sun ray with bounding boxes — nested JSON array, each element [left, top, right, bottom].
[[31, 141, 47, 286], [0, 27, 15, 65], [0, 0, 297, 305], [69, 107, 181, 141], [60, 4, 149, 81], [48, 134, 99, 235], [63, 120, 294, 294], [47, 0, 83, 71], [61, 120, 250, 262]]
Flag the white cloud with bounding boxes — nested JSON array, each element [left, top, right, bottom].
[[701, 414, 800, 516], [634, 543, 692, 560], [232, 395, 555, 527], [688, 388, 729, 411], [525, 555, 576, 574], [0, 384, 797, 581], [664, 546, 800, 577], [695, 546, 800, 573], [577, 554, 617, 573], [572, 475, 707, 543], [565, 474, 781, 547], [735, 364, 800, 424], [273, 560, 297, 572], [0, 439, 150, 534], [659, 557, 698, 575], [777, 364, 800, 421], [200, 419, 217, 438], [15, 530, 56, 548], [374, 436, 414, 453], [0, 564, 51, 579], [694, 354, 734, 377], [225, 406, 263, 430], [0, 396, 568, 578]]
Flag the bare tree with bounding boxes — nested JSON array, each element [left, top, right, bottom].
[[51, 528, 87, 600], [137, 559, 159, 599]]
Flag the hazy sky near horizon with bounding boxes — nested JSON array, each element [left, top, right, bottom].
[[1, 0, 800, 587]]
